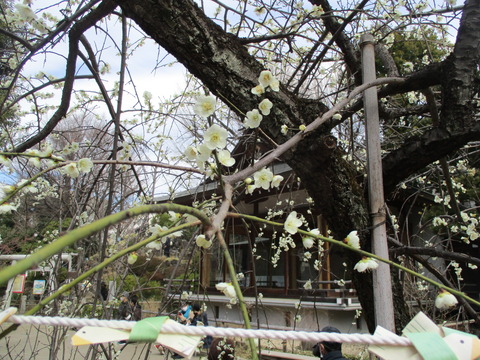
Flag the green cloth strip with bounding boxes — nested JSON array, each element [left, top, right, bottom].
[[128, 317, 169, 343], [406, 332, 457, 360]]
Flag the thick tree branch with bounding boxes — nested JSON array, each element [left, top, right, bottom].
[[383, 124, 480, 195], [293, 0, 368, 93], [441, 0, 480, 131], [309, 0, 364, 85], [391, 245, 480, 267]]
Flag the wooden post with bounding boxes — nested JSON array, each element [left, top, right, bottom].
[[360, 34, 396, 332]]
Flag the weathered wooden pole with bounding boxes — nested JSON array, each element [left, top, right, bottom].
[[360, 34, 396, 332]]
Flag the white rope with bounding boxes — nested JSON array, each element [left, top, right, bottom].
[[5, 313, 412, 347]]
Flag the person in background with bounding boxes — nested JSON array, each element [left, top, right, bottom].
[[177, 302, 192, 324], [118, 292, 132, 320], [207, 338, 235, 360], [100, 281, 108, 301], [191, 303, 212, 350], [164, 302, 194, 359], [130, 294, 142, 321], [312, 326, 347, 360], [117, 292, 132, 345]]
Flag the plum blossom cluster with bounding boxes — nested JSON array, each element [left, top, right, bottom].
[[270, 211, 314, 268], [188, 71, 281, 187], [244, 71, 278, 130], [0, 164, 63, 215], [187, 95, 235, 176], [245, 168, 284, 195], [11, 3, 49, 34], [60, 158, 94, 178], [430, 211, 479, 244], [302, 229, 324, 264], [146, 212, 184, 251], [341, 231, 382, 273], [270, 230, 296, 268]]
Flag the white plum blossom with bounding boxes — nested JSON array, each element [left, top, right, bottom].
[[344, 230, 360, 249], [303, 279, 312, 290], [181, 291, 192, 300], [0, 204, 18, 214], [258, 98, 273, 115], [244, 109, 263, 129], [127, 253, 138, 265], [269, 78, 279, 91], [253, 168, 273, 190], [0, 155, 11, 167], [146, 241, 162, 250], [271, 175, 283, 188], [196, 234, 212, 249], [246, 184, 257, 194], [184, 146, 198, 161], [1, 185, 14, 195], [149, 224, 167, 237], [284, 211, 303, 234], [299, 124, 306, 131], [169, 228, 183, 238], [332, 113, 342, 121], [435, 290, 458, 310], [39, 144, 54, 157], [206, 163, 217, 180], [302, 237, 314, 249], [143, 91, 152, 102], [302, 229, 319, 249], [196, 143, 212, 162], [62, 163, 80, 178], [29, 157, 42, 168], [217, 149, 235, 167], [168, 211, 181, 222], [204, 124, 228, 150], [194, 94, 216, 117], [354, 257, 379, 272], [15, 4, 37, 22], [77, 158, 94, 173], [216, 282, 237, 299], [280, 125, 288, 135], [311, 5, 324, 16], [251, 84, 265, 96], [258, 70, 279, 91]]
